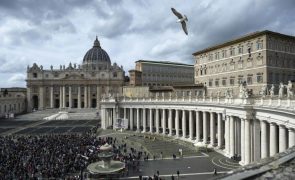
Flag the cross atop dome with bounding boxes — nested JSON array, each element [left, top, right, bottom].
[[93, 36, 100, 48]]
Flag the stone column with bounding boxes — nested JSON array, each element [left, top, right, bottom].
[[39, 86, 44, 110], [279, 125, 287, 153], [136, 108, 140, 132], [188, 110, 192, 140], [143, 108, 146, 132], [261, 120, 268, 158], [175, 109, 179, 137], [240, 118, 245, 164], [217, 113, 223, 148], [210, 112, 215, 146], [244, 119, 251, 165], [50, 86, 54, 108], [123, 108, 126, 120], [69, 86, 72, 108], [130, 108, 133, 130], [101, 108, 106, 129], [168, 109, 173, 136], [225, 116, 230, 155], [196, 111, 201, 142], [156, 109, 160, 134], [59, 86, 63, 108], [270, 123, 278, 156], [78, 86, 81, 109], [203, 111, 208, 144], [253, 119, 261, 161], [62, 86, 66, 108], [112, 108, 116, 129], [149, 109, 153, 133], [84, 86, 87, 108], [289, 128, 295, 148], [162, 109, 166, 135], [88, 85, 91, 108], [229, 116, 235, 157], [182, 110, 186, 138], [96, 86, 100, 109]]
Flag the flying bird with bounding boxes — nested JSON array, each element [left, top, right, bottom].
[[171, 8, 188, 35]]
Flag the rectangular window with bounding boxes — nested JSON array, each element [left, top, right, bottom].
[[247, 76, 253, 85], [238, 76, 244, 84], [230, 63, 235, 71], [257, 42, 263, 50], [209, 79, 213, 87], [238, 62, 243, 69], [222, 79, 227, 86], [230, 78, 235, 85], [230, 48, 234, 56], [257, 74, 263, 83], [215, 79, 219, 87], [222, 50, 226, 58], [238, 46, 243, 54]]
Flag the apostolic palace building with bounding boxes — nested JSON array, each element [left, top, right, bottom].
[[26, 37, 125, 111], [194, 30, 295, 96]]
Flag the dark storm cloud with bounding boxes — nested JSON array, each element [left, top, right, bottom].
[[0, 0, 91, 23], [0, 0, 295, 87], [167, 0, 295, 64], [91, 8, 134, 38]]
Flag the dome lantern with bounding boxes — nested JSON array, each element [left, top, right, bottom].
[[93, 36, 101, 48]]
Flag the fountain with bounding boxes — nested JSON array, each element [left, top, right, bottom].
[[87, 143, 125, 177]]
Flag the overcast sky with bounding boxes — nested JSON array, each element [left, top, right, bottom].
[[0, 0, 295, 87]]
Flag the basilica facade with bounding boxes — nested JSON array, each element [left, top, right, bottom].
[[26, 37, 125, 111]]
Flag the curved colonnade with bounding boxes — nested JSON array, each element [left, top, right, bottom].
[[101, 96, 295, 165]]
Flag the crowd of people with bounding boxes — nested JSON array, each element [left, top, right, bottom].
[[0, 128, 98, 179], [0, 125, 154, 179]]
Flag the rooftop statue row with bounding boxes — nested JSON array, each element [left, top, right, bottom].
[[27, 62, 123, 72]]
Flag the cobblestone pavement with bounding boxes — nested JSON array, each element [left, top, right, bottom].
[[98, 130, 241, 179]]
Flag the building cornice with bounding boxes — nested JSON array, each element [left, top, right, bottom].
[[192, 30, 295, 56]]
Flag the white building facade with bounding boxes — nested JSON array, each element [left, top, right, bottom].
[[26, 37, 125, 111]]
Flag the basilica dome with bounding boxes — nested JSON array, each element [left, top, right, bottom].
[[82, 37, 111, 66]]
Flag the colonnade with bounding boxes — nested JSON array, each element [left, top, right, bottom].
[[102, 107, 295, 165], [53, 85, 102, 109], [31, 85, 107, 110]]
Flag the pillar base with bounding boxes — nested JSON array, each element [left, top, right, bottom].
[[194, 141, 204, 147], [239, 161, 246, 166], [208, 144, 215, 148]]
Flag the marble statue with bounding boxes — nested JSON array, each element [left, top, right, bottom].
[[269, 84, 275, 98], [287, 81, 293, 98], [260, 84, 267, 98], [278, 82, 284, 98]]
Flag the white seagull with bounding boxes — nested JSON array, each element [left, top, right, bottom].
[[171, 8, 188, 35]]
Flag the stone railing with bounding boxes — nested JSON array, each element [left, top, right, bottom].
[[101, 94, 295, 111]]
